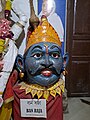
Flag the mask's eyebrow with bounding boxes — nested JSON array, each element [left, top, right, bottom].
[[31, 45, 42, 51], [50, 45, 60, 50]]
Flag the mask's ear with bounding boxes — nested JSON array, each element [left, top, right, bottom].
[[15, 54, 24, 73], [63, 52, 69, 68]]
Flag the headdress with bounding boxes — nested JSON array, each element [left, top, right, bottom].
[[25, 15, 62, 52]]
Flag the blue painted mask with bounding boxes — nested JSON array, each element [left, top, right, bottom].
[[24, 42, 64, 87]]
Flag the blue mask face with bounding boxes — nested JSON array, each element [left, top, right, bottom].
[[24, 42, 63, 87]]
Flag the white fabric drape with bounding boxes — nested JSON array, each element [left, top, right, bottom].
[[0, 40, 18, 92]]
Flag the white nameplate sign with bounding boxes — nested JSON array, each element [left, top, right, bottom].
[[20, 99, 47, 118]]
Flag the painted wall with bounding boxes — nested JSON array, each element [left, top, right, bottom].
[[38, 0, 66, 55]]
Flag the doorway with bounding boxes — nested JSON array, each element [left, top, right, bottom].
[[66, 0, 90, 96]]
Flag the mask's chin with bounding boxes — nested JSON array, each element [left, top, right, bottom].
[[27, 74, 60, 87]]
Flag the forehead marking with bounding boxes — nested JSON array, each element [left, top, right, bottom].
[[44, 44, 48, 54]]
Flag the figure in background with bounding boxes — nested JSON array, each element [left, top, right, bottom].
[[0, 0, 38, 119], [0, 0, 27, 108], [39, 0, 64, 42], [11, 0, 38, 55]]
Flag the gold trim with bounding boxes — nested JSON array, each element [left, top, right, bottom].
[[4, 96, 14, 104], [0, 92, 3, 95], [0, 39, 5, 53], [20, 78, 64, 100], [5, 0, 12, 10]]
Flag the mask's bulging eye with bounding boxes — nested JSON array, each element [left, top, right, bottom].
[[51, 53, 60, 58], [33, 53, 42, 58]]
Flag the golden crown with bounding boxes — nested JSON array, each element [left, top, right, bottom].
[[25, 16, 62, 52]]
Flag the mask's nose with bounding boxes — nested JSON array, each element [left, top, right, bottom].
[[41, 55, 53, 68]]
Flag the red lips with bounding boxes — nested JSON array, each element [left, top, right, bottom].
[[41, 69, 52, 77]]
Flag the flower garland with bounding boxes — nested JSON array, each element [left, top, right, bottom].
[[0, 0, 27, 108], [0, 0, 14, 54]]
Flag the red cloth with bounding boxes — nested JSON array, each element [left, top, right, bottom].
[[13, 84, 63, 120], [4, 70, 18, 103]]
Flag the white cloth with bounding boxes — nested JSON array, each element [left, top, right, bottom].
[[0, 0, 2, 12], [0, 40, 18, 92]]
